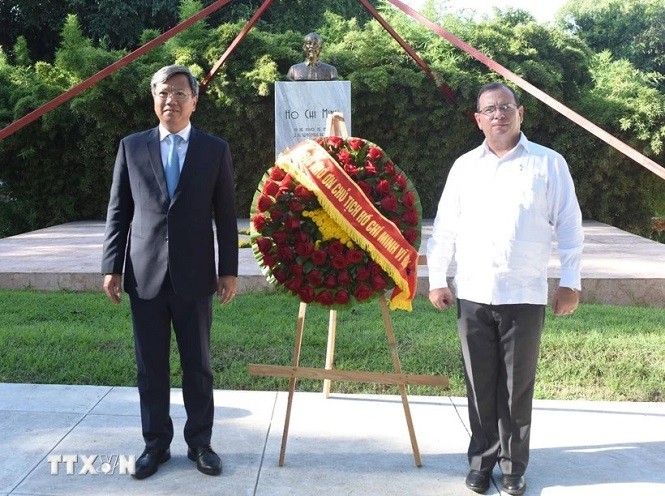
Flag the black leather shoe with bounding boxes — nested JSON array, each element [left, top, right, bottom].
[[465, 469, 490, 493], [501, 475, 526, 495], [132, 447, 170, 480], [187, 445, 222, 475]]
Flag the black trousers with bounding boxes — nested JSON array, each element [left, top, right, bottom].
[[457, 299, 545, 476], [129, 275, 214, 450]]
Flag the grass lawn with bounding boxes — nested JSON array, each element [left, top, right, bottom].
[[0, 289, 663, 401]]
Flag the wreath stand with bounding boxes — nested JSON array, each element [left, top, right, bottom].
[[248, 114, 449, 467]]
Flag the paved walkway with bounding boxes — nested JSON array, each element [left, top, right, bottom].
[[2, 383, 665, 495]]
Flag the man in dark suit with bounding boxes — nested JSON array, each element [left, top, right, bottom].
[[102, 65, 238, 480]]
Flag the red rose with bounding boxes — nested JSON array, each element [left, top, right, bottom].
[[257, 194, 273, 212], [256, 237, 272, 254], [285, 277, 302, 292], [289, 263, 303, 278], [298, 285, 316, 303], [395, 174, 407, 190], [371, 273, 388, 291], [354, 284, 374, 302], [262, 253, 277, 267], [344, 163, 359, 177], [404, 229, 418, 245], [269, 166, 286, 181], [253, 213, 266, 232], [270, 209, 283, 222], [294, 184, 315, 202], [295, 231, 308, 244], [276, 186, 291, 201], [284, 216, 300, 230], [295, 242, 314, 258], [280, 173, 295, 189], [356, 266, 371, 281], [348, 138, 364, 151], [306, 269, 323, 286], [358, 181, 373, 198], [311, 249, 327, 265], [327, 136, 344, 148], [324, 275, 337, 288], [345, 248, 364, 264], [337, 271, 350, 286], [277, 246, 295, 262], [383, 161, 396, 176], [403, 208, 419, 226], [273, 269, 288, 283], [364, 162, 378, 175], [262, 180, 280, 197], [380, 194, 398, 212], [331, 256, 348, 270], [289, 199, 305, 213], [315, 290, 334, 306], [376, 179, 391, 197], [369, 261, 382, 276], [272, 230, 289, 245], [367, 146, 383, 161], [401, 191, 416, 208], [327, 240, 344, 257], [337, 149, 353, 165], [334, 290, 350, 305]]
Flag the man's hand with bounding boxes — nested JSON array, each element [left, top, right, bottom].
[[429, 287, 455, 310], [217, 275, 237, 304], [552, 286, 579, 316], [103, 274, 123, 304]]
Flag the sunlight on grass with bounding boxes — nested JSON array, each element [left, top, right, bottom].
[[0, 290, 663, 401]]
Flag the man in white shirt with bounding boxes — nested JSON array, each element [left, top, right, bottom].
[[427, 82, 583, 495]]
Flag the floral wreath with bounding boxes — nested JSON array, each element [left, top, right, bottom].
[[250, 136, 422, 309]]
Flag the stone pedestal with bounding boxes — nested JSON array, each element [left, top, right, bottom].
[[274, 81, 351, 156]]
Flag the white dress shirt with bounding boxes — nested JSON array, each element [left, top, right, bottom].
[[427, 133, 584, 305], [159, 123, 191, 173]]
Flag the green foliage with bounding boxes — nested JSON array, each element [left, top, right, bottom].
[[557, 0, 665, 81], [550, 51, 665, 234], [0, 3, 664, 239], [12, 36, 31, 67]]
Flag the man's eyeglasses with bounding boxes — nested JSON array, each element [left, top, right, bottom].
[[154, 90, 192, 102], [477, 103, 518, 117]]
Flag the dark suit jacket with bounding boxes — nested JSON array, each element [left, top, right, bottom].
[[101, 126, 238, 300]]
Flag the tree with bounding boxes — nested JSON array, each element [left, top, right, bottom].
[[557, 0, 665, 80], [0, 0, 70, 62], [66, 0, 179, 50]]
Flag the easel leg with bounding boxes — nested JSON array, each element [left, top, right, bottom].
[[378, 295, 422, 467], [278, 301, 308, 466], [322, 309, 337, 398]]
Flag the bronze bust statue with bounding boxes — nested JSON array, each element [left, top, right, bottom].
[[286, 32, 338, 81]]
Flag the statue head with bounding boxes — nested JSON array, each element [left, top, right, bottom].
[[286, 32, 338, 81], [303, 32, 323, 64]]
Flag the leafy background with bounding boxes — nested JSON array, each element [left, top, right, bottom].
[[0, 0, 664, 240]]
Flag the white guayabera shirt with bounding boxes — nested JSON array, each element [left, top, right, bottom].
[[427, 133, 584, 305]]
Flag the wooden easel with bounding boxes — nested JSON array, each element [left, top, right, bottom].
[[248, 114, 449, 467]]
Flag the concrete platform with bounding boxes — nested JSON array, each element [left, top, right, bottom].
[[0, 220, 664, 306], [1, 383, 664, 496]]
